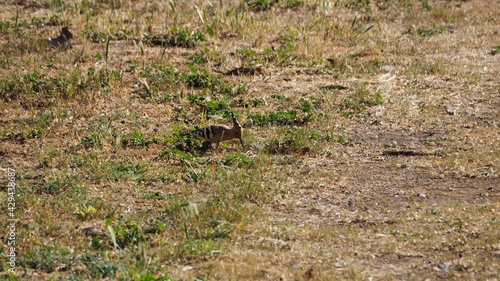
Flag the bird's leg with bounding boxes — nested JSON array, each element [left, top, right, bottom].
[[239, 138, 245, 150]]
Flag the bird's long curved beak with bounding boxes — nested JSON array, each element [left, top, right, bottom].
[[239, 138, 245, 150]]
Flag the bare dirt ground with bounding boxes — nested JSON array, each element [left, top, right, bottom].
[[0, 0, 499, 280]]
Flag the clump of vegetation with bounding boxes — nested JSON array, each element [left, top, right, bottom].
[[182, 66, 247, 96], [145, 27, 205, 48], [248, 110, 315, 126], [245, 0, 278, 11]]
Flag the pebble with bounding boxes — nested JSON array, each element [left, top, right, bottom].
[[418, 193, 427, 199], [437, 262, 452, 272], [290, 263, 300, 270]]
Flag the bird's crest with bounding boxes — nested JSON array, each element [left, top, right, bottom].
[[231, 112, 242, 130]]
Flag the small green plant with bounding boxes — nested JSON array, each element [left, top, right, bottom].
[[37, 174, 77, 195], [113, 222, 146, 247], [176, 238, 216, 258], [299, 98, 312, 113], [74, 205, 98, 220], [188, 52, 208, 65], [182, 66, 236, 95], [90, 159, 150, 182], [275, 34, 297, 64], [137, 64, 179, 99], [397, 235, 410, 243], [404, 25, 451, 37], [206, 99, 229, 114], [340, 84, 384, 115], [147, 27, 205, 48], [451, 217, 465, 229], [141, 192, 167, 200], [265, 128, 313, 154], [336, 135, 346, 145], [222, 153, 253, 167], [408, 59, 444, 75], [417, 26, 444, 36], [249, 109, 316, 126], [236, 48, 265, 67], [87, 67, 114, 90], [245, 0, 278, 11], [344, 0, 371, 13], [84, 28, 108, 42], [121, 131, 158, 148], [491, 46, 500, 55], [81, 134, 101, 148], [252, 98, 265, 107], [286, 0, 304, 9], [0, 56, 12, 68], [22, 243, 74, 274], [420, 0, 431, 11], [84, 254, 118, 279], [0, 20, 10, 34]]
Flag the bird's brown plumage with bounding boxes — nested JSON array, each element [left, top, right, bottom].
[[189, 113, 244, 149]]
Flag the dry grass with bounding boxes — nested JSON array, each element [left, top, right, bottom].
[[0, 0, 499, 280]]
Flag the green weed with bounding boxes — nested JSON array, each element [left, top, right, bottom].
[[36, 174, 79, 195], [74, 205, 98, 220], [286, 0, 304, 9], [84, 158, 150, 183], [21, 243, 74, 273], [340, 84, 383, 114], [343, 0, 371, 13], [245, 0, 278, 11], [81, 133, 101, 148], [182, 67, 246, 97], [121, 131, 159, 148], [248, 110, 314, 126], [188, 52, 208, 65], [266, 128, 314, 154], [111, 221, 147, 248], [146, 27, 205, 48], [491, 45, 500, 55], [83, 28, 108, 42], [83, 254, 118, 279]]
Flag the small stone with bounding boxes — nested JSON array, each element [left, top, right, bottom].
[[290, 263, 300, 270], [437, 262, 452, 272], [382, 65, 395, 72], [418, 193, 427, 199], [182, 265, 193, 271]]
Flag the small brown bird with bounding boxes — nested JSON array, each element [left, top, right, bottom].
[[188, 113, 244, 149]]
